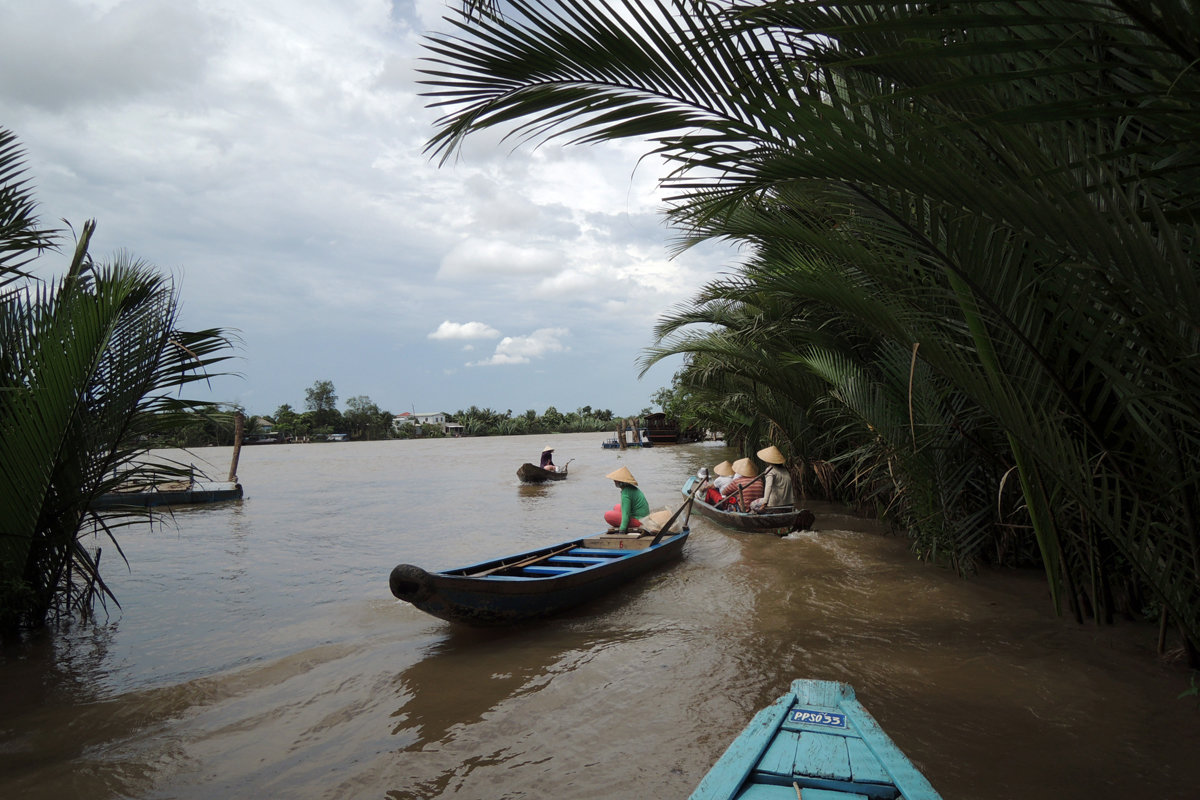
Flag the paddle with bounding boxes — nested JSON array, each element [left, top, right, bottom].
[[650, 480, 702, 546]]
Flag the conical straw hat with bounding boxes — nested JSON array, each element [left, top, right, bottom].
[[757, 445, 785, 464], [732, 457, 758, 478], [543, 445, 555, 452], [606, 466, 637, 485], [713, 460, 734, 477]]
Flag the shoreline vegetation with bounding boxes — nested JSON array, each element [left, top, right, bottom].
[[417, 0, 1200, 671]]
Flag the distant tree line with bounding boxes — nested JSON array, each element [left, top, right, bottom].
[[157, 380, 643, 446]]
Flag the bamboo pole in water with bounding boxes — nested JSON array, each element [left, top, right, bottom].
[[228, 411, 244, 482]]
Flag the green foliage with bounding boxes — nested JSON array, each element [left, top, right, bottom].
[[421, 1, 1200, 663], [0, 130, 235, 632], [343, 395, 393, 440]]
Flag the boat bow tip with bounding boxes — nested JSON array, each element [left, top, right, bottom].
[[390, 563, 432, 603]]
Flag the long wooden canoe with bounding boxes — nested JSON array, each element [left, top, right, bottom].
[[517, 461, 568, 482], [389, 528, 688, 625], [682, 476, 814, 535], [689, 678, 942, 800], [91, 481, 243, 509]]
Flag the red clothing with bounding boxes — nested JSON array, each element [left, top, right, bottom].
[[721, 476, 763, 511]]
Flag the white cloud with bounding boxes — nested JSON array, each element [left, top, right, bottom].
[[469, 328, 570, 367], [428, 321, 501, 340]]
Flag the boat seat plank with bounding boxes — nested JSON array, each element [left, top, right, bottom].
[[568, 548, 636, 558], [736, 786, 868, 800], [546, 556, 608, 565], [521, 566, 575, 575]]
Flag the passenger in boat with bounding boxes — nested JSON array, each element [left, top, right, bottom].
[[721, 457, 764, 511], [705, 461, 734, 506], [604, 466, 650, 533], [750, 445, 794, 513], [711, 460, 735, 492], [539, 445, 557, 471]]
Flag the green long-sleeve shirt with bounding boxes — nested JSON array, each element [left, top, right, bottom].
[[619, 485, 650, 530]]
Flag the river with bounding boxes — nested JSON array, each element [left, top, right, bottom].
[[1, 432, 1196, 799]]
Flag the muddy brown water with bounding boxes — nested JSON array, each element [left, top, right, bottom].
[[1, 433, 1196, 799]]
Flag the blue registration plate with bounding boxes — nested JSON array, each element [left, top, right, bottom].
[[788, 708, 848, 729]]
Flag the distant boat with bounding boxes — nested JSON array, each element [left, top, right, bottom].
[[688, 678, 943, 800], [682, 475, 814, 535], [389, 527, 689, 626], [601, 430, 653, 449], [93, 413, 247, 509], [91, 481, 243, 509], [517, 461, 570, 482]]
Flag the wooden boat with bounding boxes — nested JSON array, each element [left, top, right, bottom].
[[689, 678, 942, 800], [682, 475, 814, 535], [389, 527, 689, 625], [642, 412, 680, 444], [516, 461, 570, 482], [91, 481, 243, 509], [94, 413, 248, 510]]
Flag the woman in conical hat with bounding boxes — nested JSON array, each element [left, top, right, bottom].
[[756, 445, 784, 465], [604, 466, 649, 533], [751, 445, 794, 513], [708, 460, 736, 503], [721, 457, 764, 510], [539, 444, 557, 471]]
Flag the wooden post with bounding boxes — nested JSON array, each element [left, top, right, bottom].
[[617, 418, 627, 450], [228, 411, 244, 482]]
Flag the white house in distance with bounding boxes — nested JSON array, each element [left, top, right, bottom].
[[392, 412, 464, 436]]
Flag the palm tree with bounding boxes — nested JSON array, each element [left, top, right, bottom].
[[0, 129, 235, 634], [421, 1, 1200, 662]]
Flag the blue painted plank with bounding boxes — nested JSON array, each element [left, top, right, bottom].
[[755, 729, 800, 777], [732, 785, 798, 799], [794, 680, 848, 708], [794, 730, 851, 781], [736, 786, 870, 800], [521, 566, 574, 575], [546, 556, 607, 564], [844, 738, 890, 785], [567, 548, 634, 557]]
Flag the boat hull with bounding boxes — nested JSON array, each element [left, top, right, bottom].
[[689, 678, 942, 800], [682, 476, 813, 535], [91, 483, 243, 509], [389, 529, 688, 625], [517, 462, 568, 482]]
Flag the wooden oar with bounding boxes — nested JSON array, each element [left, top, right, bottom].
[[650, 483, 701, 546], [468, 542, 580, 578], [682, 478, 706, 529]]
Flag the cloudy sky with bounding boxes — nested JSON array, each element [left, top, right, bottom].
[[0, 0, 735, 418]]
